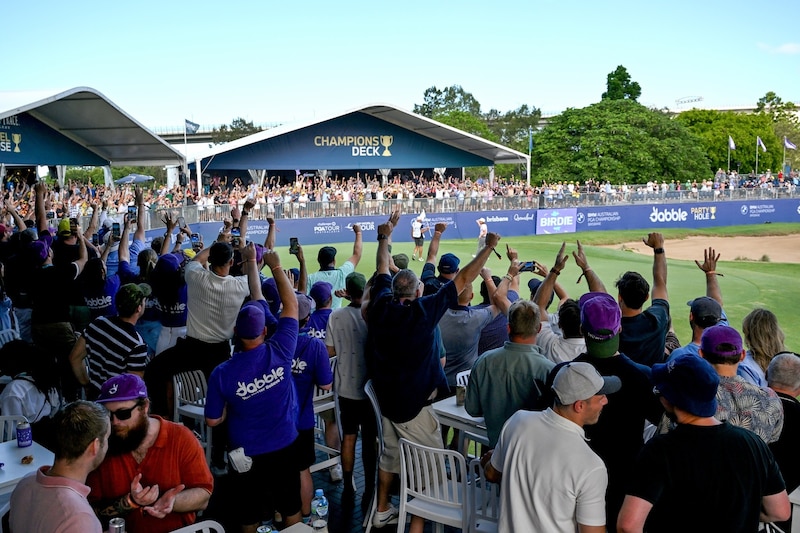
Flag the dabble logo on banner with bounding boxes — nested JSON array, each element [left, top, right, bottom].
[[536, 209, 577, 235], [649, 207, 687, 223]]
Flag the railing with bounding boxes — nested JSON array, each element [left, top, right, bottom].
[[67, 186, 800, 233]]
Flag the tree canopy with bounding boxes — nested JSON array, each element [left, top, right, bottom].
[[212, 117, 262, 144], [676, 108, 781, 173], [532, 99, 709, 184], [601, 65, 641, 102]]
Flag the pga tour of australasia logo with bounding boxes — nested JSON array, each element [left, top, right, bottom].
[[313, 134, 393, 157]]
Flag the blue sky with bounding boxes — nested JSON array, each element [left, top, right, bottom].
[[3, 0, 798, 131]]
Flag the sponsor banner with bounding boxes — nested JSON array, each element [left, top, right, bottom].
[[536, 208, 577, 235], [0, 113, 107, 166], [143, 200, 800, 248]]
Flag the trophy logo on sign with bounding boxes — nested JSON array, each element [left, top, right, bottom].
[[380, 135, 393, 157], [11, 133, 21, 153], [710, 206, 716, 220]]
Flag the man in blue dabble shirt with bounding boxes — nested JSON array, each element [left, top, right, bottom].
[[365, 210, 500, 531]]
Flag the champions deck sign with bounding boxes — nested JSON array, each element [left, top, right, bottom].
[[0, 112, 106, 166], [197, 112, 493, 170]]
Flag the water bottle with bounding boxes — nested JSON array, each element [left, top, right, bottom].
[[311, 488, 328, 532]]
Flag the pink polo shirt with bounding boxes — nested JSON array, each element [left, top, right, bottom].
[[10, 466, 102, 532]]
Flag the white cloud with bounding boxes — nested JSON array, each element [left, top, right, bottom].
[[757, 42, 800, 54]]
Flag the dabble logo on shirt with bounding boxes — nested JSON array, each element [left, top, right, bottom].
[[292, 358, 308, 374], [236, 368, 285, 399]]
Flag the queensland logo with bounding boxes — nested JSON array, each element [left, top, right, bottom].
[[291, 358, 308, 374], [513, 213, 536, 222], [313, 134, 393, 157], [690, 206, 716, 221], [236, 368, 285, 399], [649, 207, 687, 223]]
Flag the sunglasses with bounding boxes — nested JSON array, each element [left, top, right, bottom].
[[108, 400, 144, 421]]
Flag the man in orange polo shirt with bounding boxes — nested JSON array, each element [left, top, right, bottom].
[[87, 374, 213, 533]]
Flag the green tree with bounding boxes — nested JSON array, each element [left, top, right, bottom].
[[413, 85, 482, 118], [755, 91, 800, 170], [432, 110, 498, 142], [212, 117, 262, 144], [485, 104, 541, 152], [532, 99, 708, 184], [676, 109, 778, 173], [601, 65, 642, 102]]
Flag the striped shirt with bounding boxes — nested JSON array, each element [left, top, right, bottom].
[[85, 316, 148, 391], [185, 261, 250, 343]]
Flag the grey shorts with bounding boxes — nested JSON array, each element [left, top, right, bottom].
[[379, 405, 442, 473]]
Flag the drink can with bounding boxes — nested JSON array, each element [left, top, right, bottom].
[[108, 517, 126, 533], [256, 526, 273, 533], [16, 421, 32, 448]]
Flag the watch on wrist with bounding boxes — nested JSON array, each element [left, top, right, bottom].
[[654, 247, 665, 254], [377, 234, 388, 241]]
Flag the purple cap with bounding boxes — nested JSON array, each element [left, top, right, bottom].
[[236, 302, 266, 339], [296, 292, 312, 320], [154, 253, 181, 275], [28, 240, 49, 265], [309, 281, 333, 307], [579, 292, 622, 358], [700, 324, 743, 358], [652, 354, 719, 417], [438, 253, 460, 275], [261, 278, 281, 317], [96, 374, 148, 403]]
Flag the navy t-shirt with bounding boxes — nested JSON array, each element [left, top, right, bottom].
[[291, 333, 333, 430]]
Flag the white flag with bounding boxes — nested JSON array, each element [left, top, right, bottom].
[[785, 137, 797, 150], [728, 136, 736, 150], [757, 136, 767, 152]]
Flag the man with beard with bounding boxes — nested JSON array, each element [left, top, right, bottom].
[[10, 400, 110, 532], [87, 374, 213, 533]]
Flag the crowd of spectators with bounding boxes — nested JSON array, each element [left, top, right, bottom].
[[0, 177, 798, 532], [3, 166, 799, 230]]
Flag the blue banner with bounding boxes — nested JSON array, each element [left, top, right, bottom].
[[0, 113, 107, 166], [142, 199, 800, 248], [200, 113, 493, 170]]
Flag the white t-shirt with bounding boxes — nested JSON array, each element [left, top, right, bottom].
[[491, 409, 608, 532], [535, 321, 586, 364]]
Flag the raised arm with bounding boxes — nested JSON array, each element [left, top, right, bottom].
[[643, 232, 668, 301], [134, 186, 146, 242], [266, 250, 296, 320], [345, 223, 363, 267], [84, 200, 100, 239], [240, 242, 262, 301], [118, 216, 132, 264], [425, 222, 447, 263], [453, 232, 500, 295], [264, 216, 276, 250], [490, 245, 521, 316], [34, 182, 48, 233], [376, 212, 400, 275], [572, 240, 606, 293], [694, 246, 722, 307], [535, 242, 570, 321], [294, 244, 308, 294], [239, 198, 255, 246], [159, 212, 178, 257]]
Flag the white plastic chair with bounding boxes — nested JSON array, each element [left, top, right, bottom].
[[167, 519, 225, 532], [468, 458, 500, 533], [398, 437, 470, 533], [363, 379, 386, 533], [172, 370, 212, 465], [309, 357, 341, 474]]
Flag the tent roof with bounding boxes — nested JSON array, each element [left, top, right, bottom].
[[197, 103, 529, 170], [0, 87, 184, 166]]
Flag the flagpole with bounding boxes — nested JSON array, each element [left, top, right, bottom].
[[755, 137, 759, 176], [784, 137, 787, 171], [727, 141, 731, 173], [183, 121, 188, 174]]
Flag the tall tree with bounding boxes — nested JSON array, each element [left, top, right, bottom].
[[413, 85, 482, 118], [601, 65, 642, 102], [532, 99, 708, 184], [755, 91, 799, 125], [485, 104, 541, 151], [212, 117, 262, 144], [676, 109, 777, 173]]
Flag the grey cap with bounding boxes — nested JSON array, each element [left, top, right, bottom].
[[552, 362, 621, 404]]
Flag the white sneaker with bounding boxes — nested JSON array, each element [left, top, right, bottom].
[[372, 504, 399, 527], [329, 464, 343, 482]]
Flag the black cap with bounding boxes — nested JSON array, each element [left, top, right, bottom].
[[687, 297, 722, 328]]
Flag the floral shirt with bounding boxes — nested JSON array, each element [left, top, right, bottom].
[[716, 375, 784, 444]]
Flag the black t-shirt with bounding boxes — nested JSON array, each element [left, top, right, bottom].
[[629, 422, 786, 533], [770, 393, 800, 493], [30, 263, 79, 325]]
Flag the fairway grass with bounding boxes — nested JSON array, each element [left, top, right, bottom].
[[280, 223, 800, 352]]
